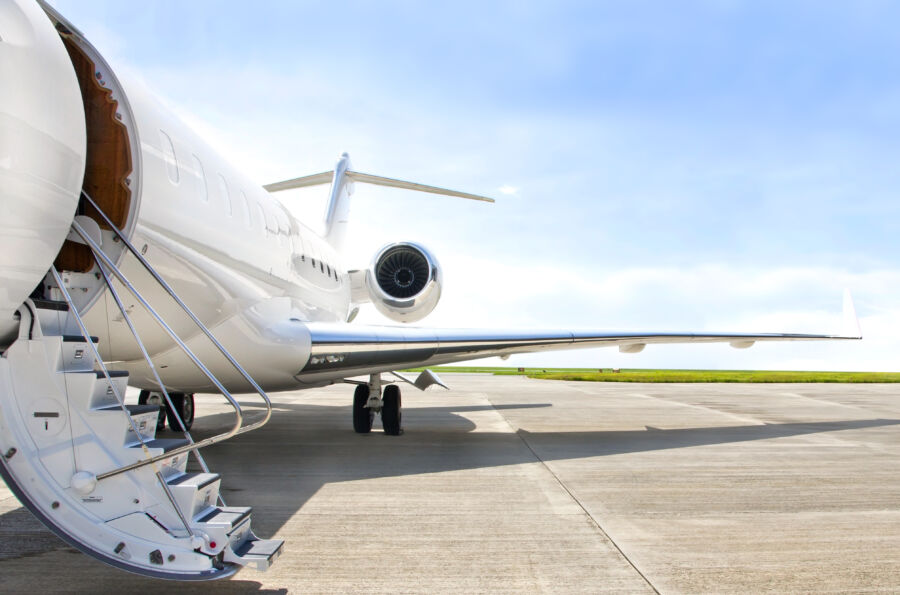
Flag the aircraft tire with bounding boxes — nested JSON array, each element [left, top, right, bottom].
[[138, 390, 167, 431], [166, 392, 195, 432], [381, 385, 402, 436], [353, 384, 374, 433]]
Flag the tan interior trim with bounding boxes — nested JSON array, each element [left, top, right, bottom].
[[54, 36, 132, 273]]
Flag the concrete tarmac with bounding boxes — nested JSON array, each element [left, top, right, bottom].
[[2, 375, 900, 593]]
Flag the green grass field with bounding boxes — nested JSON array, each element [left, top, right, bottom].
[[402, 366, 900, 383]]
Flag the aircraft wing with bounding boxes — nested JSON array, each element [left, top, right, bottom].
[[297, 320, 861, 382]]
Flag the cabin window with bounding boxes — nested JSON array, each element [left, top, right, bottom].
[[193, 155, 207, 201], [239, 191, 251, 227], [255, 203, 266, 234], [275, 209, 290, 234], [217, 174, 232, 214], [263, 207, 278, 235], [160, 130, 179, 184]]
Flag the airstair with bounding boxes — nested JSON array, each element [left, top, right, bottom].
[[0, 194, 282, 580]]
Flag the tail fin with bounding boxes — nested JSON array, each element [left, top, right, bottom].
[[264, 153, 495, 251], [842, 289, 862, 339]]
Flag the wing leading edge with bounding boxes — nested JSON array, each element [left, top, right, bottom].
[[296, 322, 860, 383]]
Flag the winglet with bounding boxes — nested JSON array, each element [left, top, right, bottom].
[[842, 289, 862, 339]]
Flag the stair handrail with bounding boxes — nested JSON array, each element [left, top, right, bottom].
[[93, 258, 225, 506], [48, 270, 198, 538], [77, 190, 274, 436], [68, 222, 251, 480]]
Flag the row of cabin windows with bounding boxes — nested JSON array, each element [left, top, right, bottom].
[[300, 254, 340, 282], [161, 129, 290, 239], [162, 129, 343, 284]]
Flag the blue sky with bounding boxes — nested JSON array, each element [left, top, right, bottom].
[[49, 1, 900, 370]]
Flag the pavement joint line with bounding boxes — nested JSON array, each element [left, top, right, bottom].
[[630, 392, 765, 425], [485, 396, 662, 595], [780, 391, 877, 412], [632, 391, 888, 452]]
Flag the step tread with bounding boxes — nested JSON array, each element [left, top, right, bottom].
[[141, 438, 190, 453], [234, 538, 283, 560], [167, 472, 220, 490], [32, 299, 69, 311], [195, 506, 251, 529], [62, 335, 99, 343], [95, 404, 159, 415], [93, 370, 129, 379]]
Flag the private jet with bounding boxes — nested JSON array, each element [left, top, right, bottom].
[[0, 0, 860, 580]]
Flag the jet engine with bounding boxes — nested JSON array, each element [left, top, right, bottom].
[[365, 242, 442, 322]]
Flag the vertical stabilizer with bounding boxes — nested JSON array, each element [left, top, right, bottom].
[[323, 153, 354, 251], [842, 289, 862, 338]]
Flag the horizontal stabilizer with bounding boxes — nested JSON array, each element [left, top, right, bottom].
[[264, 169, 495, 203], [263, 171, 333, 192]]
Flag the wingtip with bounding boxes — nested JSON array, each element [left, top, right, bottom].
[[842, 289, 862, 339]]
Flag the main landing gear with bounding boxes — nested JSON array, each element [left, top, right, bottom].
[[352, 375, 402, 436], [138, 389, 195, 432]]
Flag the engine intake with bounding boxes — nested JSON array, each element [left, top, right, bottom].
[[366, 242, 442, 322]]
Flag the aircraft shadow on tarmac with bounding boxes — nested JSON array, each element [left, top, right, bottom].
[[2, 398, 898, 583], [172, 402, 900, 533]]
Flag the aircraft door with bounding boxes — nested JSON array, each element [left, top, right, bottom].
[[0, 0, 87, 337]]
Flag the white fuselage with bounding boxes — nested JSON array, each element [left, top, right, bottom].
[[83, 73, 355, 393]]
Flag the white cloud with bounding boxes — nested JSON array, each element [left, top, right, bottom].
[[351, 254, 900, 371]]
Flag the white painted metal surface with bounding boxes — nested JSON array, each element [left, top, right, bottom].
[[0, 0, 85, 342]]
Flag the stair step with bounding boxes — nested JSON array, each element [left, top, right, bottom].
[[94, 370, 128, 378], [167, 472, 221, 520], [32, 299, 76, 337], [62, 334, 98, 343], [89, 403, 161, 446], [56, 336, 97, 372], [31, 298, 69, 311], [141, 438, 190, 453], [230, 538, 284, 570], [168, 471, 220, 491], [61, 370, 129, 410], [195, 506, 251, 532], [90, 370, 129, 409], [95, 403, 158, 415], [126, 438, 190, 478], [93, 403, 161, 445]]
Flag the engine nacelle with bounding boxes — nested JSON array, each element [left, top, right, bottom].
[[366, 242, 442, 323]]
